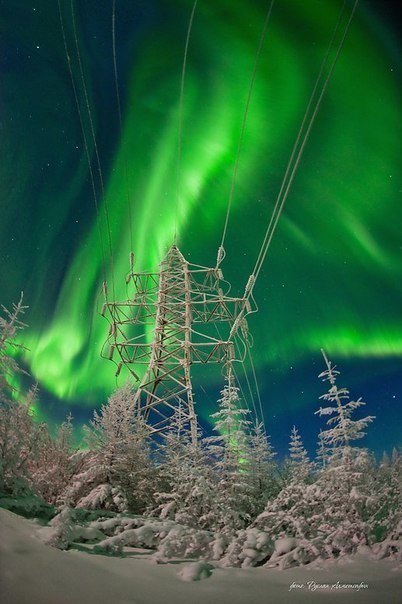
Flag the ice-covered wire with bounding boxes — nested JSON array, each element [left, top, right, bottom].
[[251, 0, 358, 288], [174, 0, 199, 244], [219, 0, 276, 260], [112, 0, 134, 254], [69, 0, 116, 298], [57, 0, 108, 295]]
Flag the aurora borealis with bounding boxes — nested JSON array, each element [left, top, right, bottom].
[[0, 0, 401, 455]]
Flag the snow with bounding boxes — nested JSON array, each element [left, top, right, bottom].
[[178, 561, 214, 582], [274, 537, 297, 556], [1, 509, 402, 604]]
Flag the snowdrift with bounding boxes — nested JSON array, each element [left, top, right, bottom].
[[1, 508, 402, 604]]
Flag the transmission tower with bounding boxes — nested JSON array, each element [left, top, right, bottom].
[[102, 245, 253, 442]]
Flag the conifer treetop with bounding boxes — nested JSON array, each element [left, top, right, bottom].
[[315, 350, 375, 450]]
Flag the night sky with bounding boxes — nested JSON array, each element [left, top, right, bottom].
[[0, 0, 401, 457]]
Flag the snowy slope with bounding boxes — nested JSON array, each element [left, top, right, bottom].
[[1, 509, 401, 604]]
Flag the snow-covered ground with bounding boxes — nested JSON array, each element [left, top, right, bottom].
[[1, 509, 401, 604]]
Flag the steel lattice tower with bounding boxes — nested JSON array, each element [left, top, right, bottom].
[[102, 245, 252, 442]]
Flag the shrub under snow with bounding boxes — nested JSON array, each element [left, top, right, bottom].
[[178, 561, 214, 582]]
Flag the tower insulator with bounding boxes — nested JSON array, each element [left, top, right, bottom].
[[245, 274, 255, 295]]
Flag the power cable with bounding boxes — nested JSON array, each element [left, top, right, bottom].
[[57, 0, 108, 293], [219, 0, 276, 259], [174, 0, 199, 244], [69, 0, 116, 298], [112, 0, 134, 254]]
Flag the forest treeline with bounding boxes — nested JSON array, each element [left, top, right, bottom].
[[1, 297, 401, 567]]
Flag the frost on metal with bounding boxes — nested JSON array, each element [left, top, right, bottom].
[[102, 245, 253, 442]]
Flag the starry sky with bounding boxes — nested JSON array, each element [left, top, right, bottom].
[[0, 0, 401, 457]]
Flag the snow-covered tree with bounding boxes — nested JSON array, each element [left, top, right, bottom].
[[306, 352, 378, 556], [153, 406, 217, 529], [67, 385, 155, 513], [29, 414, 83, 505], [253, 478, 323, 545], [246, 422, 279, 517], [253, 429, 316, 550], [0, 293, 28, 399], [44, 505, 76, 550], [204, 367, 252, 532], [315, 349, 375, 467], [254, 355, 378, 561], [254, 453, 374, 561], [153, 404, 195, 520], [316, 429, 331, 469], [0, 385, 44, 497], [365, 449, 402, 544], [286, 426, 313, 483], [0, 298, 55, 517], [279, 427, 312, 488]]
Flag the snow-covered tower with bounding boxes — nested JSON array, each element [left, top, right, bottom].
[[102, 245, 252, 443]]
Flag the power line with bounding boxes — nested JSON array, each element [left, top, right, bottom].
[[251, 0, 359, 287], [247, 344, 266, 433], [57, 0, 108, 292], [174, 0, 199, 244], [214, 321, 259, 425], [69, 0, 116, 298], [219, 0, 276, 260], [233, 338, 260, 422], [112, 0, 133, 254], [227, 0, 359, 387]]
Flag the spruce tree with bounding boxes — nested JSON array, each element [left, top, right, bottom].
[[315, 349, 375, 466], [316, 429, 330, 469], [287, 426, 312, 483], [313, 351, 376, 555], [246, 422, 279, 517], [205, 366, 251, 532]]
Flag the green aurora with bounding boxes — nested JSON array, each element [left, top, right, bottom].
[[0, 0, 401, 446]]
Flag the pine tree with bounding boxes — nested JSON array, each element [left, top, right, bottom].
[[287, 426, 312, 483]]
